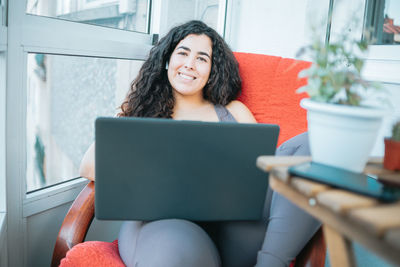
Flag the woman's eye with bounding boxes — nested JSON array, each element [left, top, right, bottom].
[[198, 57, 207, 62], [177, 51, 187, 56]]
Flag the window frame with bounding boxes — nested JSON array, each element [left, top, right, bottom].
[[6, 1, 154, 266], [328, 0, 400, 84], [0, 0, 6, 50], [6, 0, 229, 265], [362, 0, 400, 84], [81, 0, 120, 10], [0, 51, 6, 214], [0, 1, 7, 265]]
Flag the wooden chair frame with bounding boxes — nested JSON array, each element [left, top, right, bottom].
[[52, 181, 326, 267]]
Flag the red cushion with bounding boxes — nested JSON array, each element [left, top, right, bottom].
[[59, 240, 124, 267], [234, 52, 310, 146]]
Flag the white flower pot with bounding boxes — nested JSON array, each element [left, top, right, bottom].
[[301, 98, 387, 173]]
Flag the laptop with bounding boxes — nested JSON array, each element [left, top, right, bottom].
[[95, 117, 279, 221]]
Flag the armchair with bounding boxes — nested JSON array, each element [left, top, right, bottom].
[[52, 53, 326, 267]]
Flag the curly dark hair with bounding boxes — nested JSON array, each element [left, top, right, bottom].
[[119, 20, 241, 118]]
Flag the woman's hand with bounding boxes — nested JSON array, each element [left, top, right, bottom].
[[79, 142, 95, 181]]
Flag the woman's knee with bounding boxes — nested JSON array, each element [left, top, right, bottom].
[[119, 219, 221, 267]]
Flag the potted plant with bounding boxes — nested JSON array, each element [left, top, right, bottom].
[[297, 29, 388, 173], [384, 121, 400, 171]]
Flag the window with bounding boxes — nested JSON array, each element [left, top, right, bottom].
[[26, 53, 144, 191], [22, 0, 229, 192], [364, 0, 400, 45], [26, 0, 151, 33], [158, 0, 226, 37], [6, 1, 153, 263], [0, 52, 5, 213], [14, 1, 153, 193], [0, 0, 7, 213], [0, 0, 6, 48], [6, 1, 228, 265], [327, 0, 400, 85]]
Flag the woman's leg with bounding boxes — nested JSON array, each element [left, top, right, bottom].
[[118, 219, 221, 267], [255, 190, 321, 266], [255, 132, 321, 266], [216, 220, 266, 267]]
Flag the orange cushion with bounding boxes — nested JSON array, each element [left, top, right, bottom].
[[59, 240, 124, 267], [234, 52, 310, 146]]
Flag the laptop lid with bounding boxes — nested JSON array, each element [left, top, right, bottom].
[[95, 117, 279, 221]]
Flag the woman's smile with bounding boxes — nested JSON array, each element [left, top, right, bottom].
[[178, 72, 197, 81]]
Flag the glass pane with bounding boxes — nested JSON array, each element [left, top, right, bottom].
[[364, 0, 400, 45], [26, 0, 150, 33], [0, 53, 5, 212], [161, 0, 224, 36], [26, 53, 144, 192], [0, 0, 4, 26]]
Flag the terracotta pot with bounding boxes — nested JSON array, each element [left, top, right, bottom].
[[384, 138, 400, 171]]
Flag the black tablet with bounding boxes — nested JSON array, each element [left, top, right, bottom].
[[288, 162, 400, 202]]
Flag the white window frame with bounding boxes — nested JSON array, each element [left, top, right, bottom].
[[0, 0, 8, 265], [328, 0, 400, 84], [0, 212, 6, 267], [6, 1, 154, 266], [363, 46, 400, 84], [81, 0, 120, 10], [0, 50, 6, 214], [0, 0, 7, 208]]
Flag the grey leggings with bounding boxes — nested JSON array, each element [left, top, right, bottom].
[[118, 133, 321, 267]]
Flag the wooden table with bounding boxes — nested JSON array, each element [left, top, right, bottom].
[[256, 156, 400, 267]]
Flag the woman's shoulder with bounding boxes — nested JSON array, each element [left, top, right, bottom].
[[226, 100, 257, 123]]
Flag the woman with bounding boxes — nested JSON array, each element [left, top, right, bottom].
[[80, 20, 320, 267]]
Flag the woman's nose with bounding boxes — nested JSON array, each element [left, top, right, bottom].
[[184, 56, 195, 69]]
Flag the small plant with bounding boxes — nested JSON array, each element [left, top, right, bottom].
[[391, 121, 400, 141], [296, 28, 381, 106]]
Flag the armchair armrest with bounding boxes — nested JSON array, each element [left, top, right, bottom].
[[51, 181, 95, 267]]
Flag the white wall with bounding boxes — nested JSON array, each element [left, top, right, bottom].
[[227, 0, 330, 58]]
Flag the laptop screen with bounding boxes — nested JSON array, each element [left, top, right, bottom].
[[95, 117, 279, 221]]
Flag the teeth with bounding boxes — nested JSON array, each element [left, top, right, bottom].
[[179, 73, 195, 80]]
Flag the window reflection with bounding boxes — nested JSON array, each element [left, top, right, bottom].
[[26, 0, 150, 33], [364, 0, 400, 45], [26, 53, 143, 192]]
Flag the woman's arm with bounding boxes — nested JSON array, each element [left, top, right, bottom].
[[79, 142, 95, 181], [226, 100, 257, 123]]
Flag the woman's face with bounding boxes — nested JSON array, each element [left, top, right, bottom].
[[167, 34, 212, 99]]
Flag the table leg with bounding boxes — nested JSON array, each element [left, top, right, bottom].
[[323, 225, 356, 267]]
